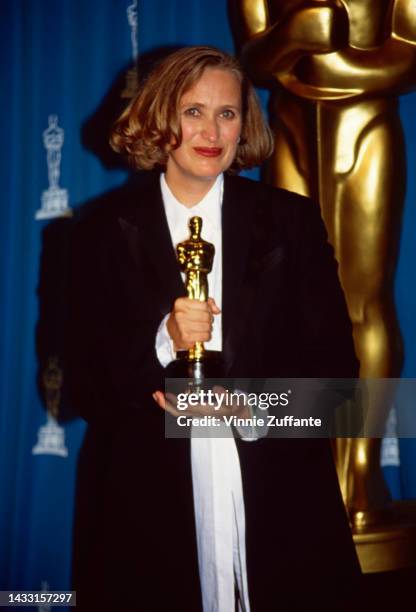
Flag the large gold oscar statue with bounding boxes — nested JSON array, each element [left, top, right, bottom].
[[233, 0, 416, 571]]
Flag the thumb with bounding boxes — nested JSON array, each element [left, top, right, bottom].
[[207, 297, 221, 314]]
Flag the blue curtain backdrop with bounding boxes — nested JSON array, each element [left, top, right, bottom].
[[1, 0, 415, 599]]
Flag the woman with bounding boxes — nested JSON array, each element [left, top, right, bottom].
[[67, 46, 361, 611]]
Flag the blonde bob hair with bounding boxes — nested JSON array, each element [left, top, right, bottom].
[[110, 46, 273, 172]]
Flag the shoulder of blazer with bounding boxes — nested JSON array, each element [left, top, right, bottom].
[[224, 174, 323, 229], [70, 172, 161, 246]]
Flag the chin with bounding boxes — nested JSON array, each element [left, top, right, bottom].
[[194, 160, 228, 178]]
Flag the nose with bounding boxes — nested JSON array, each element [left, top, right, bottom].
[[201, 116, 219, 142]]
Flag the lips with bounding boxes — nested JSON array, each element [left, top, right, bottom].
[[193, 147, 223, 157]]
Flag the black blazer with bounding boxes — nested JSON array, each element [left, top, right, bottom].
[[67, 173, 361, 611]]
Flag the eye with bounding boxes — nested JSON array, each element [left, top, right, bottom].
[[183, 107, 201, 117], [220, 109, 237, 119]]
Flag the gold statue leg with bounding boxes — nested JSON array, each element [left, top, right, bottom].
[[268, 101, 405, 527], [267, 126, 311, 197], [320, 114, 405, 528]]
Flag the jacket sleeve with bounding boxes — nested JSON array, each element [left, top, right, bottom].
[[286, 192, 360, 379], [65, 214, 166, 425]]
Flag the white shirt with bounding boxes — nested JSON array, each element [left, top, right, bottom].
[[156, 173, 251, 612]]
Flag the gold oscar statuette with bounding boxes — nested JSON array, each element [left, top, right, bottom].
[[168, 216, 223, 387], [171, 217, 222, 390]]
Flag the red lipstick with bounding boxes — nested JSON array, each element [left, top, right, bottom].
[[193, 147, 222, 157]]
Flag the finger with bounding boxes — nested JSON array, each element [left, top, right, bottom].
[[210, 386, 247, 415], [175, 309, 212, 324], [152, 391, 181, 417], [176, 321, 213, 345], [152, 391, 167, 409], [175, 298, 211, 313], [186, 321, 213, 334]]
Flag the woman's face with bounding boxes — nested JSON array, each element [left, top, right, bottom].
[[166, 67, 242, 189]]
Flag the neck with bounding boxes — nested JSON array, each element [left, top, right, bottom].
[[164, 172, 217, 207]]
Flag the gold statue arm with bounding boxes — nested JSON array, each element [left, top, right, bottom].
[[234, 0, 349, 85], [237, 0, 416, 99], [286, 35, 416, 100]]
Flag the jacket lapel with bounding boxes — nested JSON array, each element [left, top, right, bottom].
[[118, 173, 186, 316]]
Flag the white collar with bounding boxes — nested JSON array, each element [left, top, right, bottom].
[[160, 173, 223, 230]]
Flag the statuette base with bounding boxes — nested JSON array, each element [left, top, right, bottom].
[[354, 501, 416, 573], [36, 188, 72, 220], [166, 350, 223, 381]]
